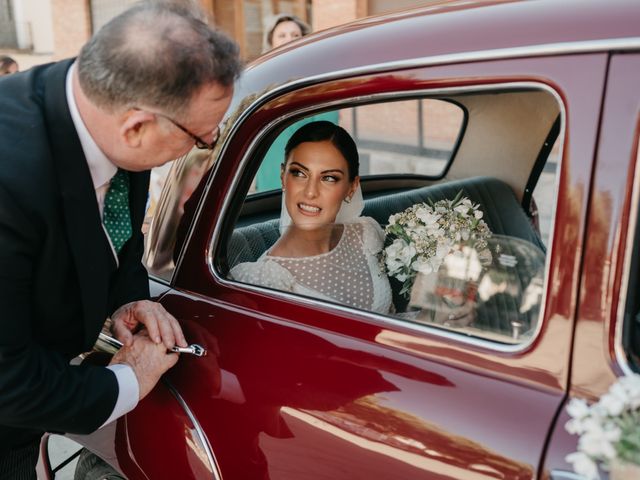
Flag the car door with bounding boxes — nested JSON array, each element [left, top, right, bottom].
[[541, 52, 640, 480], [130, 51, 607, 480]]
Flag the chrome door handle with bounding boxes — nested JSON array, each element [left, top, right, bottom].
[[97, 332, 207, 357], [169, 344, 207, 356]]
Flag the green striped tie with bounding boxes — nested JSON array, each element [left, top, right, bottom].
[[103, 169, 132, 254]]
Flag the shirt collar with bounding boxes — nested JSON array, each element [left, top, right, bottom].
[[65, 62, 117, 189]]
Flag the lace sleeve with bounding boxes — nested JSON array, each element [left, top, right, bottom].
[[356, 216, 385, 254], [230, 259, 295, 291]]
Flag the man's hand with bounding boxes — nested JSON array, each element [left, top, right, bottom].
[[111, 300, 187, 349], [110, 333, 179, 400]]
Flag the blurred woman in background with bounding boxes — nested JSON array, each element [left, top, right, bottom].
[[0, 56, 18, 76], [263, 13, 310, 51], [257, 13, 340, 192]]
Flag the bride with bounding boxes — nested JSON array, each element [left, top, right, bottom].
[[231, 120, 392, 314]]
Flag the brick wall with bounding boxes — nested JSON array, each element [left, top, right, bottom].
[[51, 0, 91, 60], [311, 0, 363, 31]]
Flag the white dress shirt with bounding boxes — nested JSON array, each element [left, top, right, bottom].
[[65, 63, 139, 427]]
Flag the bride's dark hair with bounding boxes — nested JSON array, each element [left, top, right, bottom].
[[284, 121, 359, 181]]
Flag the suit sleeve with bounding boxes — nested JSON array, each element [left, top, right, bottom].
[[0, 184, 118, 434]]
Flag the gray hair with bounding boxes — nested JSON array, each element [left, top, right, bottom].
[[77, 1, 242, 115]]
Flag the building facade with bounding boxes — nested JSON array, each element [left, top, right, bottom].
[[0, 0, 434, 61]]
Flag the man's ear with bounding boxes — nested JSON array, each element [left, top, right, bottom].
[[119, 109, 156, 148]]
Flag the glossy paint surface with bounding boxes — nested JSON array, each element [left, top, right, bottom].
[[168, 57, 605, 480], [65, 359, 214, 479], [161, 291, 550, 478], [66, 1, 640, 478]]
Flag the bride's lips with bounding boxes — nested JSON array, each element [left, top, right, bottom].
[[297, 202, 321, 216]]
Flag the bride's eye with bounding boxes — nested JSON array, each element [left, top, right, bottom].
[[289, 168, 306, 178], [322, 175, 340, 183]]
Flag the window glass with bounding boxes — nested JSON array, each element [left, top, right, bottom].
[[342, 99, 464, 177], [144, 149, 214, 280], [253, 99, 463, 193], [223, 88, 561, 346], [531, 135, 561, 247], [405, 235, 545, 343]]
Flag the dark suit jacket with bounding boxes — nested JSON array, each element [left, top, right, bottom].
[[0, 59, 150, 453]]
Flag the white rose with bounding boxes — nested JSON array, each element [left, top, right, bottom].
[[426, 222, 443, 237], [400, 243, 417, 265], [565, 418, 584, 435], [565, 452, 600, 480], [385, 239, 416, 277], [567, 398, 591, 420], [385, 257, 404, 275], [435, 240, 452, 260], [385, 238, 405, 258], [474, 209, 484, 220], [579, 426, 619, 460], [384, 240, 407, 274], [618, 374, 640, 408], [411, 257, 433, 274], [598, 391, 625, 417], [454, 204, 469, 214], [415, 208, 438, 227], [410, 226, 428, 242]]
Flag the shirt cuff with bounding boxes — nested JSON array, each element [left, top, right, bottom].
[[101, 364, 140, 428]]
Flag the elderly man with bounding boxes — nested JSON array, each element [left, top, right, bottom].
[[0, 2, 242, 477]]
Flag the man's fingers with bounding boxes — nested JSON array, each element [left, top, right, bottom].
[[112, 322, 134, 346], [155, 309, 177, 349], [139, 303, 186, 349], [166, 311, 187, 348], [115, 300, 188, 350]]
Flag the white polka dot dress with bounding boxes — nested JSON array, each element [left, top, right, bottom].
[[231, 217, 392, 314]]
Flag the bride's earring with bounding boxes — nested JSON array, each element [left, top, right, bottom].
[[344, 196, 352, 204]]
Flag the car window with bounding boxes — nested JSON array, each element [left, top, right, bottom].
[[344, 99, 464, 177], [252, 99, 463, 193], [224, 87, 562, 346], [144, 149, 215, 281]]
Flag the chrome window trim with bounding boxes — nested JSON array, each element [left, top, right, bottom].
[[176, 37, 635, 278], [163, 379, 223, 480], [206, 80, 565, 355], [615, 136, 640, 376]]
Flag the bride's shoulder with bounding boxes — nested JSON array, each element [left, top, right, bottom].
[[229, 257, 295, 290], [350, 216, 385, 251], [354, 216, 384, 229]]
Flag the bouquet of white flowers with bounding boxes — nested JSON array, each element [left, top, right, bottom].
[[381, 191, 491, 298], [565, 374, 640, 479]]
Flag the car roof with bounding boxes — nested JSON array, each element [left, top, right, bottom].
[[235, 0, 640, 102]]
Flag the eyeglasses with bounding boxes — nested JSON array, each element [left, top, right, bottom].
[[134, 107, 220, 150]]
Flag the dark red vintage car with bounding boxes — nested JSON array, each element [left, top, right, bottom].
[[40, 0, 640, 478]]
